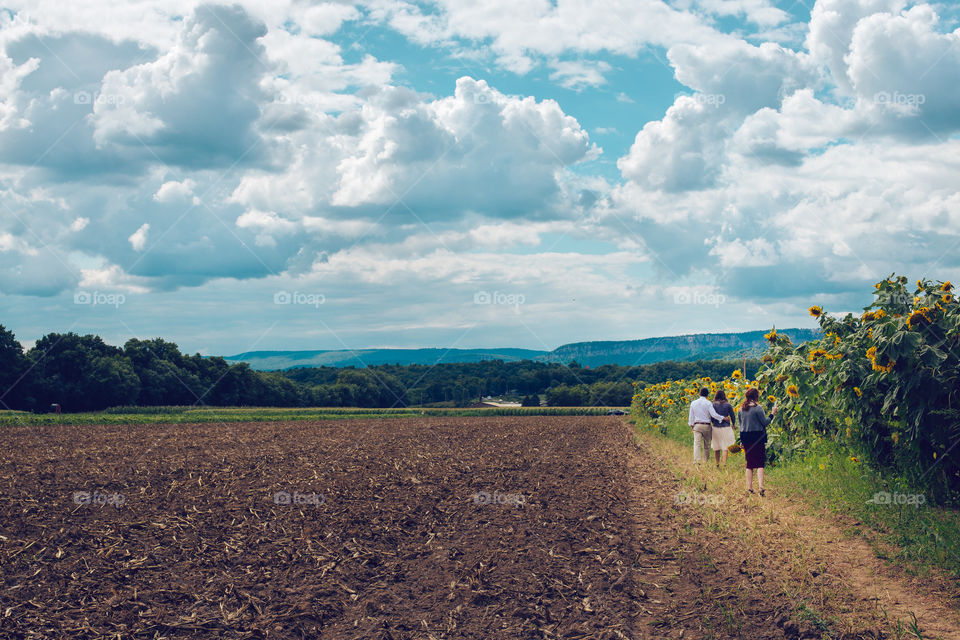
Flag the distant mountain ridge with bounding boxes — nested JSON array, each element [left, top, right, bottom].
[[224, 328, 820, 370], [546, 329, 820, 367]]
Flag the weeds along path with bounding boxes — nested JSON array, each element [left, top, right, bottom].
[[628, 421, 960, 640]]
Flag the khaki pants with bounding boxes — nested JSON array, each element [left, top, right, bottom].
[[692, 423, 712, 463]]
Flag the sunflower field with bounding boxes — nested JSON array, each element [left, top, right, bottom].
[[631, 369, 754, 422], [631, 275, 960, 503], [757, 275, 959, 502]]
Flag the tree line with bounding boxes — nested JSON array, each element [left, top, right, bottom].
[[0, 325, 759, 412]]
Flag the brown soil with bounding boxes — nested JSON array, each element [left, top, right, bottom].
[[1, 416, 957, 639]]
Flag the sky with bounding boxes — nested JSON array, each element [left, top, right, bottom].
[[1, 0, 959, 356]]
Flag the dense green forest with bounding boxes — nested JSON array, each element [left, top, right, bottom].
[[0, 325, 760, 412]]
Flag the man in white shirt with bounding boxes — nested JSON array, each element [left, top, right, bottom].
[[688, 387, 726, 463]]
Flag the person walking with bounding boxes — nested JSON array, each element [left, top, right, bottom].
[[738, 387, 777, 496], [688, 387, 726, 464], [711, 390, 736, 467]]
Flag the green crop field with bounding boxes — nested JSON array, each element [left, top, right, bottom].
[[0, 405, 626, 427]]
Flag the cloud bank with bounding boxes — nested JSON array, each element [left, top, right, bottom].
[[1, 0, 957, 352]]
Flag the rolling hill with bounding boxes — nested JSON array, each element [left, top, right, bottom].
[[224, 328, 820, 370]]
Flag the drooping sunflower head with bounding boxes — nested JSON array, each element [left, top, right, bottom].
[[942, 281, 953, 292], [872, 360, 896, 373], [787, 385, 799, 398], [764, 329, 777, 343], [809, 305, 823, 318], [907, 307, 932, 329]]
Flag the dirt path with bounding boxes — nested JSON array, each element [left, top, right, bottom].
[[759, 484, 960, 640], [620, 435, 792, 639], [626, 420, 960, 640]]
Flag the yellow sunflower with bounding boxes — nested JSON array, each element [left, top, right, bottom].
[[787, 385, 799, 398], [809, 305, 823, 317]]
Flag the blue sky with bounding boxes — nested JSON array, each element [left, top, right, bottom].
[[1, 0, 959, 355]]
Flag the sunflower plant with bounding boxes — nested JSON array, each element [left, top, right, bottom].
[[757, 274, 960, 502]]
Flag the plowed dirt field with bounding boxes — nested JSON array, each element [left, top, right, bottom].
[[0, 416, 924, 638]]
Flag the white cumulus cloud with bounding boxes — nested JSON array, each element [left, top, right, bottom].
[[128, 223, 150, 251]]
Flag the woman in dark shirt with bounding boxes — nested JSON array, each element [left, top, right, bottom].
[[738, 387, 777, 496], [711, 390, 736, 467]]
